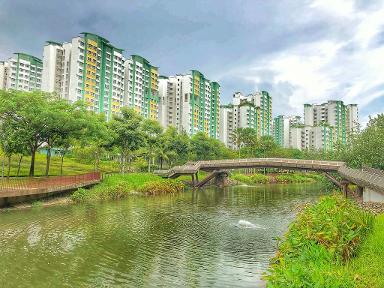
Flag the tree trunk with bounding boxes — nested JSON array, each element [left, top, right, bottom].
[[148, 158, 151, 173], [17, 155, 23, 177], [45, 146, 51, 176], [60, 155, 65, 176], [1, 156, 4, 178], [7, 155, 11, 178], [29, 148, 36, 177], [160, 158, 163, 170], [95, 150, 100, 171], [121, 153, 126, 174]]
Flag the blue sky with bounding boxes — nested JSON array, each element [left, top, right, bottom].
[[0, 0, 383, 126]]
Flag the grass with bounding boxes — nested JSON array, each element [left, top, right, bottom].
[[343, 214, 384, 288], [232, 173, 269, 184], [231, 172, 323, 185], [275, 173, 318, 183], [71, 173, 184, 202], [265, 195, 374, 287], [2, 154, 93, 176]]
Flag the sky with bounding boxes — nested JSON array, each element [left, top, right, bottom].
[[0, 0, 383, 126]]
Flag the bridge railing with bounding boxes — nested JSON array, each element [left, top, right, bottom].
[[0, 172, 101, 193]]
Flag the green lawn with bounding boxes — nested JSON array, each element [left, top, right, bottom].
[[1, 153, 118, 177]]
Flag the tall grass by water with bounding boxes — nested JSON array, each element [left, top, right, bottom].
[[343, 213, 384, 287], [231, 172, 323, 185], [71, 173, 184, 202], [265, 195, 373, 287]]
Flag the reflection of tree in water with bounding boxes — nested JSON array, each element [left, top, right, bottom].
[[0, 184, 328, 287]]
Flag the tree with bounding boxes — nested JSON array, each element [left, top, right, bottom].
[[77, 111, 112, 173], [0, 116, 28, 177], [345, 114, 384, 169], [163, 127, 191, 165], [43, 99, 87, 176], [0, 90, 54, 176], [110, 108, 145, 173], [141, 119, 163, 172]]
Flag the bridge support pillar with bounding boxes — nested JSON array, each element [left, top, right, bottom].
[[363, 187, 384, 203], [214, 172, 229, 188], [341, 181, 349, 198], [357, 186, 364, 198], [191, 174, 195, 186]]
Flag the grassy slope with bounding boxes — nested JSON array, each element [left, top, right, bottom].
[[1, 154, 118, 176], [265, 195, 373, 287], [344, 214, 384, 288]]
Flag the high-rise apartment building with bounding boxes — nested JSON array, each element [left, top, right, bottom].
[[0, 53, 42, 91], [219, 91, 272, 148], [42, 33, 125, 120], [124, 55, 159, 120], [158, 70, 220, 138], [0, 61, 9, 89], [304, 100, 358, 144], [273, 115, 301, 148], [289, 124, 334, 152], [254, 91, 272, 136]]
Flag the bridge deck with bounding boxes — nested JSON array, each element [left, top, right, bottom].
[[154, 158, 384, 196], [155, 158, 345, 178]]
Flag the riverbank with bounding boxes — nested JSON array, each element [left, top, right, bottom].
[[231, 172, 324, 185], [264, 194, 384, 287], [71, 173, 184, 202]]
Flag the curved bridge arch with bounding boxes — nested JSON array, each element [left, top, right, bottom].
[[155, 158, 384, 202]]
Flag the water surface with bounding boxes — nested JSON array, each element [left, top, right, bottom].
[[0, 184, 329, 287]]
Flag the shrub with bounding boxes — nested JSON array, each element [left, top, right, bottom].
[[250, 173, 269, 184], [265, 195, 373, 287], [138, 180, 184, 196], [232, 173, 269, 184], [71, 173, 184, 202], [275, 173, 315, 183]]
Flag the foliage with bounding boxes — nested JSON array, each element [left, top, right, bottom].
[[265, 195, 373, 287], [275, 173, 316, 183], [232, 173, 269, 184], [344, 214, 384, 288], [71, 173, 184, 202], [231, 172, 322, 185], [190, 132, 235, 160], [343, 114, 384, 169], [138, 179, 184, 196]]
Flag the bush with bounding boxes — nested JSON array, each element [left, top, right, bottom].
[[138, 180, 184, 196], [71, 173, 184, 202], [250, 173, 269, 184], [275, 173, 315, 183], [265, 195, 373, 287]]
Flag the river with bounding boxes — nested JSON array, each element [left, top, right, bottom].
[[0, 183, 329, 287]]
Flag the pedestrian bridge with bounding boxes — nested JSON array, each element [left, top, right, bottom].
[[155, 158, 384, 203]]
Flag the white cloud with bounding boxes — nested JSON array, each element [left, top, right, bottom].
[[217, 0, 384, 120]]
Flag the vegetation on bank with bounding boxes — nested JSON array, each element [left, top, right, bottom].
[[231, 172, 324, 185], [265, 195, 373, 287], [0, 153, 118, 177], [343, 214, 384, 288], [71, 173, 184, 202], [1, 91, 383, 179]]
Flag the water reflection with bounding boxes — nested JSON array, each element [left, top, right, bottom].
[[0, 183, 328, 287]]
